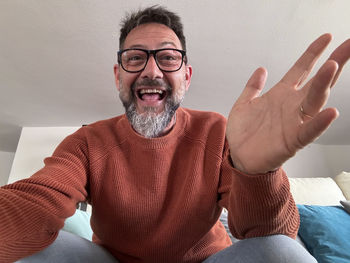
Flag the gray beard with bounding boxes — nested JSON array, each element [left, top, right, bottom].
[[125, 98, 179, 138], [119, 78, 184, 138]]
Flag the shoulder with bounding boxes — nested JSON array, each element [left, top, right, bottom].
[[83, 115, 124, 135], [180, 108, 227, 144], [181, 107, 227, 129], [79, 115, 127, 145], [181, 108, 227, 125], [56, 115, 126, 153]]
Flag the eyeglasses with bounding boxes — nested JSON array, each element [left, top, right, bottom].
[[117, 48, 186, 73]]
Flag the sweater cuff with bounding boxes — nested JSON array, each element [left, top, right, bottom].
[[232, 166, 281, 178], [222, 150, 286, 194], [225, 148, 281, 177]]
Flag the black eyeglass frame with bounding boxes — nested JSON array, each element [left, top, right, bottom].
[[117, 48, 187, 73]]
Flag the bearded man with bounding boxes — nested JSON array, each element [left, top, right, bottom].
[[1, 5, 350, 263]]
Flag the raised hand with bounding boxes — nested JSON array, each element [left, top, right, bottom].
[[226, 34, 350, 174]]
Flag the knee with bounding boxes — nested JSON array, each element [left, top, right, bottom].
[[204, 234, 317, 263], [239, 235, 317, 263], [16, 230, 118, 263]]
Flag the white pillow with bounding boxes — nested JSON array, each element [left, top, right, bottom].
[[334, 171, 350, 200], [288, 177, 346, 205]]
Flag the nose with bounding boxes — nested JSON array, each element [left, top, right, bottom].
[[140, 55, 163, 80]]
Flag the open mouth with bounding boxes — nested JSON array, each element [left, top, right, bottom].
[[136, 88, 167, 101]]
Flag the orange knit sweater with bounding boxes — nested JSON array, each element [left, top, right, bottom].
[[0, 108, 299, 263]]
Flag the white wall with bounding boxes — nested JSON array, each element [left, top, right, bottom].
[[8, 127, 79, 184], [324, 145, 350, 177], [282, 144, 350, 178], [0, 151, 15, 186], [283, 144, 331, 178]]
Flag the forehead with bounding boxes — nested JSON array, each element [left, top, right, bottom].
[[123, 23, 182, 49]]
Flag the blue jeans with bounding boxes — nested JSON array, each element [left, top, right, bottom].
[[17, 230, 316, 263]]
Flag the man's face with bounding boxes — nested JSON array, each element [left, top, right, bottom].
[[114, 23, 192, 137]]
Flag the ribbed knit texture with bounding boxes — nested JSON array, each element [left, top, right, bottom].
[[0, 107, 299, 263]]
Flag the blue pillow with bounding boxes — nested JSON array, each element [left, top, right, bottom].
[[63, 209, 93, 241], [297, 205, 350, 263]]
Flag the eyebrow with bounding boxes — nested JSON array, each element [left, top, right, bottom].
[[128, 41, 178, 49]]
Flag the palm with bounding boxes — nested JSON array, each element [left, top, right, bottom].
[[226, 34, 350, 174]]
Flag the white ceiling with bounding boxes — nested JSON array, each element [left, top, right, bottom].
[[1, 0, 350, 152]]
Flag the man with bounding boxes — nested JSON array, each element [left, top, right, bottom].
[[1, 5, 350, 263]]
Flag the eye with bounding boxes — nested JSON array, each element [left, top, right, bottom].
[[128, 55, 144, 61], [122, 50, 147, 65], [123, 56, 146, 67], [162, 55, 176, 61], [158, 55, 177, 61]]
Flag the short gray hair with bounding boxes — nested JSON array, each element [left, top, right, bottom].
[[119, 5, 187, 53]]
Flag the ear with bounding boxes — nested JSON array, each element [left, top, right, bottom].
[[184, 64, 193, 91], [114, 64, 121, 91]]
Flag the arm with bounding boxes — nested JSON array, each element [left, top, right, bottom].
[[218, 144, 298, 239], [220, 34, 350, 239], [0, 131, 89, 262]]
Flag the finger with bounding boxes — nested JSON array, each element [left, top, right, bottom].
[[299, 38, 350, 97], [297, 108, 338, 147], [235, 67, 267, 104], [328, 38, 350, 87], [301, 60, 338, 117], [281, 33, 332, 87], [300, 38, 350, 94]]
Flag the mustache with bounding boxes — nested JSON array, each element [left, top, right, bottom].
[[132, 78, 171, 92]]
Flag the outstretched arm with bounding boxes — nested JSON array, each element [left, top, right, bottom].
[[0, 133, 89, 262], [226, 34, 350, 174]]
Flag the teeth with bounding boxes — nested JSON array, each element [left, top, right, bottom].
[[139, 89, 164, 95]]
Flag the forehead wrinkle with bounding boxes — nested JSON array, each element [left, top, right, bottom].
[[128, 42, 177, 50], [159, 41, 177, 47], [128, 44, 147, 49]]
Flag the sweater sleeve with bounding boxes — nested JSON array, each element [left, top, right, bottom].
[[218, 142, 299, 240], [0, 132, 89, 262]]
